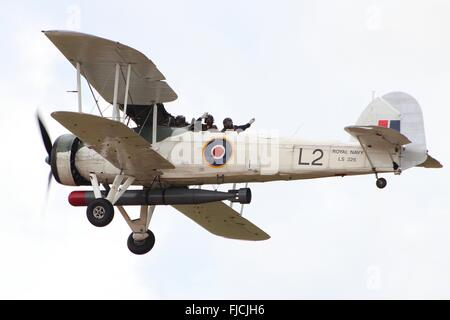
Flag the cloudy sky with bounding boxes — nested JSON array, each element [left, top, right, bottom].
[[0, 0, 449, 299]]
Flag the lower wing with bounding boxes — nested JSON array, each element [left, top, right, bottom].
[[52, 111, 174, 180], [173, 201, 270, 241]]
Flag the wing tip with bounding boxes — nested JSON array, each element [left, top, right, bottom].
[[220, 234, 271, 241], [51, 111, 73, 121], [257, 236, 271, 241]]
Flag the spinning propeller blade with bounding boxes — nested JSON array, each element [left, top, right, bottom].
[[37, 112, 52, 158], [36, 112, 54, 204]]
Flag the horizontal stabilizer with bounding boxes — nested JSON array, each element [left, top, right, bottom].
[[345, 125, 411, 150], [173, 201, 270, 241], [417, 154, 443, 168], [52, 112, 174, 179]]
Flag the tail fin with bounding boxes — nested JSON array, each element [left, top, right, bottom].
[[356, 92, 437, 169]]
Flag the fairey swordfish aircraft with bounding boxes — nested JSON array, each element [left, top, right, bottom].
[[38, 31, 442, 255]]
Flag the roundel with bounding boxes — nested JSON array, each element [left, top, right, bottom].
[[203, 139, 232, 168]]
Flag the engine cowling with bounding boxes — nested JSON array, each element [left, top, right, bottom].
[[50, 134, 90, 186]]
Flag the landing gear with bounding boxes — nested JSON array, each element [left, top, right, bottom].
[[376, 177, 387, 189], [86, 198, 114, 227], [87, 173, 157, 255], [118, 204, 156, 255], [127, 230, 156, 255], [86, 173, 135, 227]]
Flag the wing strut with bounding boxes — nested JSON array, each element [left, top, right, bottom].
[[112, 63, 120, 121], [152, 103, 158, 144], [123, 64, 132, 123], [76, 62, 82, 113]]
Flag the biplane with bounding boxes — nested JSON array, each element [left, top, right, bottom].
[[38, 31, 442, 255]]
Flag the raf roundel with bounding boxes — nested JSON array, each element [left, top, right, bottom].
[[203, 139, 232, 168]]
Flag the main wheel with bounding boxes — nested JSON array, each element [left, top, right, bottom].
[[127, 230, 156, 255], [376, 177, 387, 189], [86, 198, 114, 227]]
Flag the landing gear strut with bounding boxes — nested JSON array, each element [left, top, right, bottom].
[[376, 177, 387, 189], [87, 173, 156, 255], [86, 173, 135, 227], [118, 204, 156, 255]]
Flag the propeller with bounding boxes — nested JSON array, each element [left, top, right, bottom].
[[37, 112, 53, 200], [37, 112, 52, 164]]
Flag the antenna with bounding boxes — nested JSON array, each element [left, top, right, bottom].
[[291, 123, 304, 137]]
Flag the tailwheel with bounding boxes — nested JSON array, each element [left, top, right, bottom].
[[376, 177, 387, 189], [127, 230, 155, 255], [86, 198, 114, 227]]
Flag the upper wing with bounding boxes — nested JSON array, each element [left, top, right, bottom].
[[345, 125, 411, 150], [44, 30, 177, 105], [173, 202, 270, 241], [52, 112, 174, 178]]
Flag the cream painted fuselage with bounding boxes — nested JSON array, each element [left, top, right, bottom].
[[73, 130, 398, 187]]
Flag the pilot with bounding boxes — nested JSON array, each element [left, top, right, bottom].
[[221, 117, 255, 132], [174, 115, 189, 127], [190, 112, 218, 131], [204, 114, 218, 131]]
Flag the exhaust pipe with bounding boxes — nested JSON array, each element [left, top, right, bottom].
[[69, 187, 252, 207]]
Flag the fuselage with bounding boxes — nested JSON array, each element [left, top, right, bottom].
[[72, 131, 399, 187]]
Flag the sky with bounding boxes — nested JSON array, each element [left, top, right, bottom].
[[0, 0, 449, 299]]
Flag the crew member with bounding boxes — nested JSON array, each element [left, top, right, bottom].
[[190, 112, 218, 131], [204, 114, 218, 131], [174, 115, 189, 127], [221, 117, 255, 132]]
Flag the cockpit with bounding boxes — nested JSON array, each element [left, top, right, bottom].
[[121, 103, 192, 142], [121, 103, 253, 143]]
